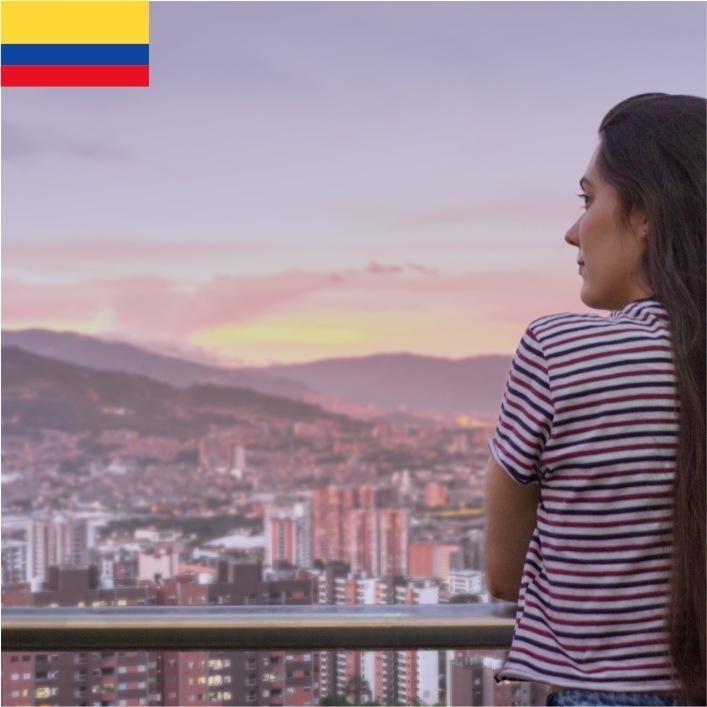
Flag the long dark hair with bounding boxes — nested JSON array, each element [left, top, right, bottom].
[[597, 94, 706, 705]]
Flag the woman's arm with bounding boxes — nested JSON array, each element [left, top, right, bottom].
[[483, 455, 541, 602]]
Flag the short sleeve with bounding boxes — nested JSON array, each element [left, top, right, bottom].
[[488, 325, 554, 484]]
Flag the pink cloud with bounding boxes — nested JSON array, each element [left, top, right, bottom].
[[364, 260, 404, 275], [406, 262, 439, 275], [2, 263, 591, 356]]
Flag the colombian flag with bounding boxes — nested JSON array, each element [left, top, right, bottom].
[[1, 1, 149, 87]]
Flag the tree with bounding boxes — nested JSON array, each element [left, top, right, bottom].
[[344, 674, 372, 705], [320, 696, 350, 706], [448, 592, 482, 604]]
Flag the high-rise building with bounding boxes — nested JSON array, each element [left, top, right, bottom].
[[312, 486, 359, 565], [408, 540, 462, 581], [312, 485, 402, 568], [264, 500, 312, 569], [394, 580, 439, 707], [199, 435, 247, 475], [2, 560, 321, 707], [425, 481, 447, 507], [2, 649, 162, 707], [446, 650, 550, 706], [347, 508, 408, 577], [1, 540, 28, 585], [28, 515, 90, 581], [318, 573, 438, 707]]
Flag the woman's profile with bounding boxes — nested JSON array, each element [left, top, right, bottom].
[[483, 94, 705, 706]]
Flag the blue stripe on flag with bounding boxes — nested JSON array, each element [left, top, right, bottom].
[[2, 44, 149, 66]]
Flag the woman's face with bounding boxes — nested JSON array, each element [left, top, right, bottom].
[[564, 146, 651, 310]]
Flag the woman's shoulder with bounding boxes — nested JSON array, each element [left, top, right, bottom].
[[524, 310, 607, 342], [525, 299, 669, 345]]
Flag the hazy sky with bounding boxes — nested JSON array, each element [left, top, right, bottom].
[[2, 2, 705, 365]]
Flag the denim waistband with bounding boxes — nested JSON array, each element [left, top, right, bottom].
[[546, 690, 683, 706]]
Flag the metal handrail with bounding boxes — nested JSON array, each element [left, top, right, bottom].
[[2, 604, 516, 652]]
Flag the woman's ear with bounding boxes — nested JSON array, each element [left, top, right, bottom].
[[631, 208, 649, 242]]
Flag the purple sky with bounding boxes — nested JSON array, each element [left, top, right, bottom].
[[2, 2, 705, 365]]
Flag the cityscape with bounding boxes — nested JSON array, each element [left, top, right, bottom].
[[0, 331, 553, 707], [0, 332, 551, 706]]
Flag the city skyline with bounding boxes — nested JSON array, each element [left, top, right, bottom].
[[2, 2, 706, 365]]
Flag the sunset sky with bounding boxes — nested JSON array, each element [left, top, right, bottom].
[[2, 2, 705, 366]]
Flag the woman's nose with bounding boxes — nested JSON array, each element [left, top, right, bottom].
[[565, 219, 580, 247]]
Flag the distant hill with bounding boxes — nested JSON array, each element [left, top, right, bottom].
[[2, 329, 311, 400], [2, 346, 354, 438], [251, 353, 512, 417], [3, 329, 513, 417]]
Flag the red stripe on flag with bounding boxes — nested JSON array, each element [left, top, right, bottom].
[[2, 65, 149, 87]]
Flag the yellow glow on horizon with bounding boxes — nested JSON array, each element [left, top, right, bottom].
[[191, 310, 522, 366]]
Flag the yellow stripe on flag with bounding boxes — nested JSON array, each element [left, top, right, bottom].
[[1, 1, 149, 45]]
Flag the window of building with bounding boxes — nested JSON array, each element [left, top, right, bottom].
[[10, 656, 19, 663]]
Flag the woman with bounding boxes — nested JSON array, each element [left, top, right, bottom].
[[483, 94, 705, 706]]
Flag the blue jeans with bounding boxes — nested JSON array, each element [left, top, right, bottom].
[[546, 691, 683, 706]]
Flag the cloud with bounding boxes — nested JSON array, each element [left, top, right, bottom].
[[2, 261, 589, 355], [406, 262, 439, 275], [3, 240, 256, 279], [364, 260, 404, 275], [2, 121, 134, 164]]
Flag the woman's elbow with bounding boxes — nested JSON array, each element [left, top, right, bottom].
[[484, 564, 521, 603]]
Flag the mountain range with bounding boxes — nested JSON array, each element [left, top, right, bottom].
[[2, 346, 351, 438], [2, 329, 512, 417]]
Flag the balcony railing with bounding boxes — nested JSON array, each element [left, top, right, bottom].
[[3, 603, 515, 652]]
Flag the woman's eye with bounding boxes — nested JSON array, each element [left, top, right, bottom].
[[576, 192, 590, 209]]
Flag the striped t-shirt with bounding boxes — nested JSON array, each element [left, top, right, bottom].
[[488, 298, 679, 692]]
